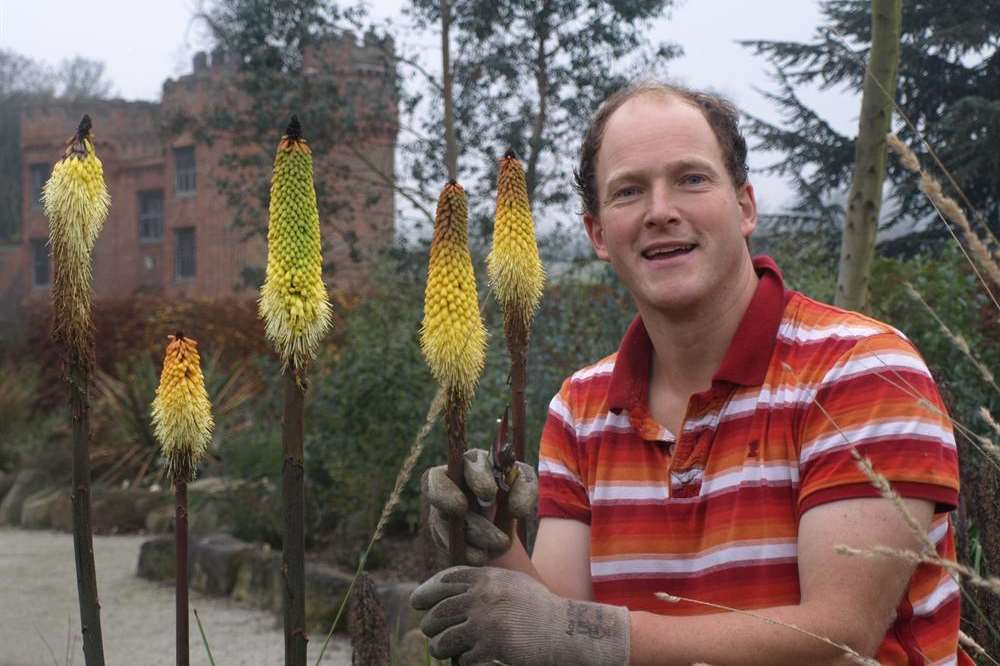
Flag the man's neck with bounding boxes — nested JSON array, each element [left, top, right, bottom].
[[639, 257, 759, 398]]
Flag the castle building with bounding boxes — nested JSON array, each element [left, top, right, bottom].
[[0, 33, 397, 327]]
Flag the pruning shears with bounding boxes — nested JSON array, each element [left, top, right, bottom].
[[490, 406, 519, 492]]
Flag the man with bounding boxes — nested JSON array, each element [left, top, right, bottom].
[[413, 81, 968, 665]]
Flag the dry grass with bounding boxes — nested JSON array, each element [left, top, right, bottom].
[[902, 281, 999, 394], [654, 593, 879, 665], [886, 134, 1000, 310], [959, 630, 999, 665], [983, 407, 1000, 438]]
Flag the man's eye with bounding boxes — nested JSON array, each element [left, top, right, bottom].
[[614, 186, 640, 199], [683, 174, 707, 185]]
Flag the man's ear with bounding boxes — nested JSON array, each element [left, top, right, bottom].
[[583, 213, 610, 262], [738, 182, 758, 239]]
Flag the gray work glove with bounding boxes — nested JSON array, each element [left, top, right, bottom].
[[424, 448, 537, 565], [411, 565, 630, 666]]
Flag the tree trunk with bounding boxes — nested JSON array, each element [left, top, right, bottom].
[[525, 9, 550, 207], [834, 0, 902, 312], [282, 367, 307, 666], [440, 0, 458, 181]]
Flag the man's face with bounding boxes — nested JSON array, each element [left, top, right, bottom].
[[583, 94, 757, 316]]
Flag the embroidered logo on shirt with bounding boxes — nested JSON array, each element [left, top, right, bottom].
[[669, 467, 704, 498]]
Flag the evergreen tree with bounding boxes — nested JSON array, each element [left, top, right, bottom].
[[742, 0, 1000, 251]]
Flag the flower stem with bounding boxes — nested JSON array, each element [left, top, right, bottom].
[[445, 390, 468, 566], [282, 364, 308, 666], [69, 358, 105, 666], [176, 480, 189, 666], [507, 315, 529, 547]]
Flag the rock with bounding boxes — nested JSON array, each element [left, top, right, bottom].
[[20, 488, 70, 530], [395, 628, 430, 666], [231, 546, 279, 610], [0, 469, 48, 525], [303, 561, 355, 634], [186, 477, 265, 534], [376, 581, 422, 643], [188, 477, 238, 495], [91, 487, 171, 534], [188, 496, 226, 533], [0, 471, 14, 504], [190, 533, 255, 596], [49, 493, 74, 532], [137, 536, 177, 581]]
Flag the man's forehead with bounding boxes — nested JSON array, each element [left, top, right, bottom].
[[604, 91, 705, 135], [598, 94, 719, 166]]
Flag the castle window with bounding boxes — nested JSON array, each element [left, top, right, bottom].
[[30, 163, 51, 209], [138, 190, 164, 241], [174, 146, 196, 195], [175, 227, 196, 279], [32, 238, 49, 286]]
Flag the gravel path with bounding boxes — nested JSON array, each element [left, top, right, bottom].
[[0, 528, 351, 666]]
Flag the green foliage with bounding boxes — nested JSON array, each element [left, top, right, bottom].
[[869, 245, 998, 430], [214, 480, 286, 548], [217, 417, 284, 482], [0, 363, 64, 472], [305, 257, 439, 540], [757, 226, 839, 303]]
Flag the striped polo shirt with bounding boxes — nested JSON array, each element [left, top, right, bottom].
[[538, 257, 969, 665]]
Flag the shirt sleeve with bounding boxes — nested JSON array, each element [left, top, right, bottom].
[[537, 376, 592, 524], [797, 331, 960, 516]]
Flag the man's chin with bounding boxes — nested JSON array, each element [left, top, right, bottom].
[[639, 289, 705, 319]]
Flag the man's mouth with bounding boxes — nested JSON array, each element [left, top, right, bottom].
[[642, 244, 696, 260]]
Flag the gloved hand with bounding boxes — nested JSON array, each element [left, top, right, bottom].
[[424, 448, 537, 565], [411, 565, 630, 666]]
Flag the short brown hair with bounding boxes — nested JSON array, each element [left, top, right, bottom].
[[573, 80, 749, 218]]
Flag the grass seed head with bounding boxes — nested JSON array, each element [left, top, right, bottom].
[[420, 181, 487, 404], [258, 116, 333, 370], [151, 333, 214, 483], [487, 151, 545, 329]]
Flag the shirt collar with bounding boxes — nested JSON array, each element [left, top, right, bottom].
[[607, 255, 788, 412]]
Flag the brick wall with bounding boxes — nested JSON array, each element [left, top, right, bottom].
[[0, 33, 397, 330]]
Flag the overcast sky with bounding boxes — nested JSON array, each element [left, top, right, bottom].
[[0, 0, 860, 214]]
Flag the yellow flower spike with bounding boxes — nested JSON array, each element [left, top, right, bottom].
[[151, 333, 214, 483], [42, 115, 111, 369], [420, 180, 487, 405], [259, 115, 333, 370], [487, 151, 544, 329]]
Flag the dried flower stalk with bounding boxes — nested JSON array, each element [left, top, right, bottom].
[[43, 115, 110, 666]]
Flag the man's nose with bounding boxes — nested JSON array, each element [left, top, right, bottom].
[[643, 182, 679, 227]]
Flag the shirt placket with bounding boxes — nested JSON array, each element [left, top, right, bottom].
[[668, 387, 728, 497]]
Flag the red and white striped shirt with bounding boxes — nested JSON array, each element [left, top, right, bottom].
[[538, 257, 969, 665]]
